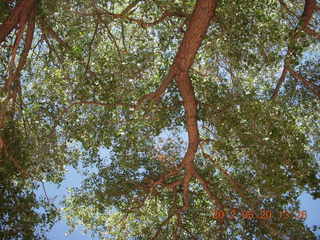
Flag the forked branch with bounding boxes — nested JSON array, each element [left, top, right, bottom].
[[0, 0, 35, 43], [141, 0, 217, 211]]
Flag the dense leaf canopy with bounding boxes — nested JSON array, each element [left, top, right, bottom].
[[1, 0, 320, 239]]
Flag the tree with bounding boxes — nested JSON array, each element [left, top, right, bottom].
[[0, 119, 58, 240], [0, 0, 320, 239]]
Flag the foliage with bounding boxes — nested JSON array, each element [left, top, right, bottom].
[[0, 0, 320, 239], [0, 121, 59, 240]]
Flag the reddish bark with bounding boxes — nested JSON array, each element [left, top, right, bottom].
[[3, 2, 36, 107], [287, 67, 320, 99], [14, 11, 36, 80], [139, 0, 216, 103], [0, 0, 36, 44], [7, 8, 36, 103], [142, 0, 217, 209], [155, 0, 217, 170], [173, 0, 216, 72], [300, 0, 320, 39], [174, 0, 217, 207], [301, 0, 316, 29]]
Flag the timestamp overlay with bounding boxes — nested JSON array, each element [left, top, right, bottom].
[[212, 208, 307, 221]]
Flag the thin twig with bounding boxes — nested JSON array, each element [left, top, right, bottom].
[[84, 22, 99, 79]]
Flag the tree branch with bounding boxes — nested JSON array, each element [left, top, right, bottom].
[[300, 0, 320, 39], [271, 66, 288, 100], [0, 0, 35, 44], [9, 9, 36, 103], [174, 0, 217, 209], [193, 171, 224, 209], [69, 8, 188, 28], [39, 20, 97, 79], [287, 67, 320, 99], [303, 26, 320, 39], [84, 22, 99, 79], [272, 0, 318, 99], [140, 0, 217, 211], [300, 0, 316, 29]]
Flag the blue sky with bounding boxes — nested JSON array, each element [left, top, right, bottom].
[[300, 193, 320, 234], [39, 167, 97, 240]]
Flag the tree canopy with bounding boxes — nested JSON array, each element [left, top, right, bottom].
[[0, 0, 320, 239]]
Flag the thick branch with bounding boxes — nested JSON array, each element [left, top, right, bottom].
[[9, 9, 36, 101], [140, 0, 217, 209], [0, 0, 35, 44], [140, 0, 216, 104], [300, 0, 320, 39], [172, 0, 217, 209], [174, 0, 216, 72], [5, 22, 26, 92], [176, 0, 216, 171], [300, 0, 316, 29]]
